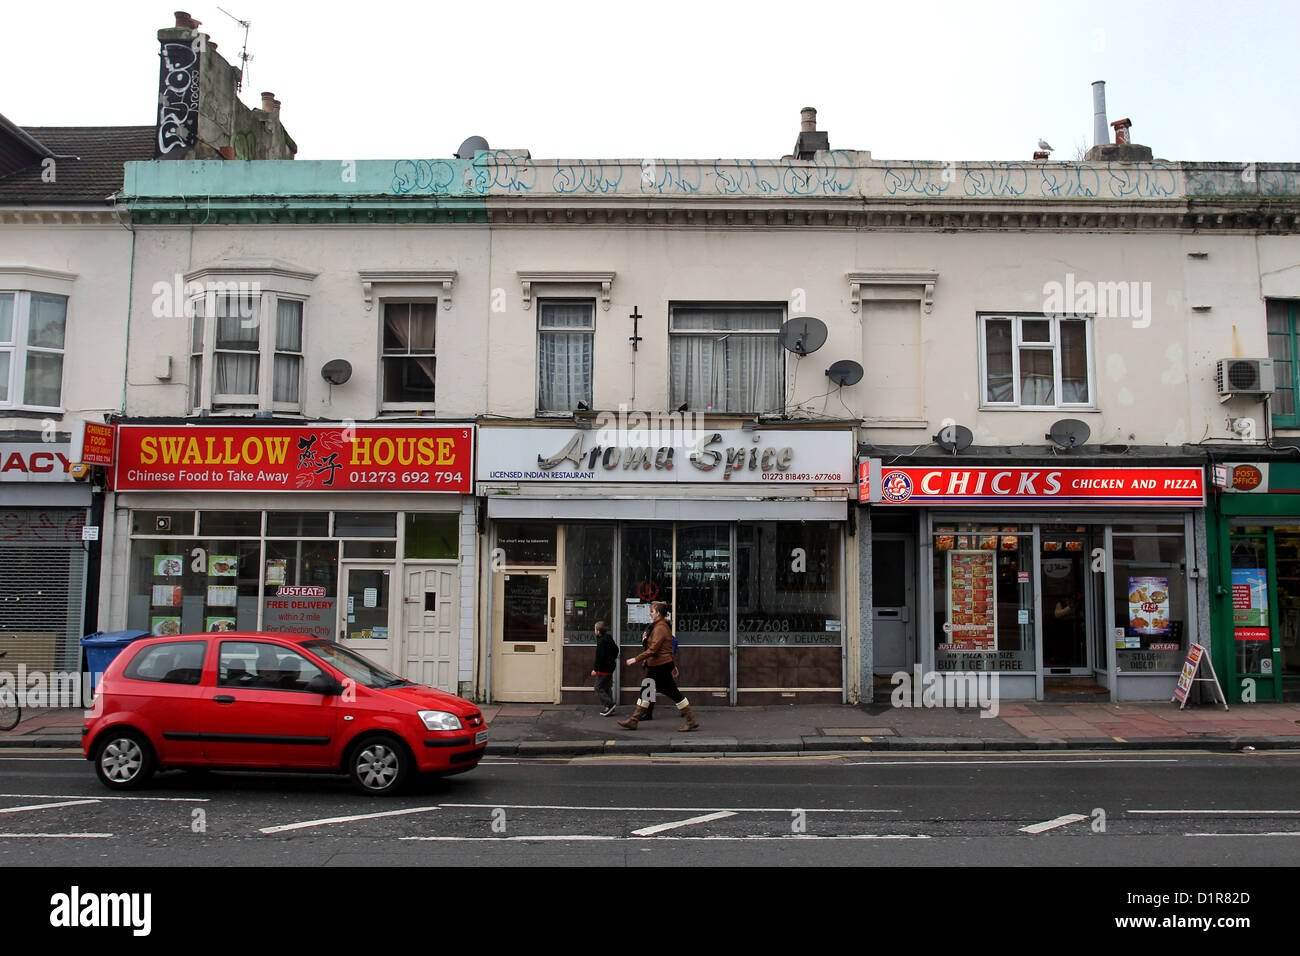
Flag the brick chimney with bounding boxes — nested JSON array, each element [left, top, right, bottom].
[[792, 106, 829, 160]]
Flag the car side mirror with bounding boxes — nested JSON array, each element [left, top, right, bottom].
[[306, 674, 345, 696]]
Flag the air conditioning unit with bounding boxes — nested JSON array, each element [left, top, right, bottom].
[[1217, 358, 1276, 396]]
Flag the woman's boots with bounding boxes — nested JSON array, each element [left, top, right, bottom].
[[676, 699, 700, 732], [618, 702, 651, 729]]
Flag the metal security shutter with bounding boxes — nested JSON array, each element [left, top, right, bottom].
[[0, 508, 87, 675]]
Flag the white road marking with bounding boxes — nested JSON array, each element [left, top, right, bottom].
[[0, 757, 88, 761], [1130, 809, 1300, 815], [1185, 832, 1300, 838], [0, 832, 113, 839], [846, 759, 1180, 767], [400, 834, 931, 841], [260, 806, 441, 834], [0, 799, 100, 815], [632, 810, 737, 836], [0, 793, 208, 802], [439, 803, 897, 813], [1020, 813, 1089, 834]]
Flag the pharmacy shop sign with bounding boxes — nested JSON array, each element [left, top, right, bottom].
[[478, 428, 853, 485], [859, 464, 1204, 506], [114, 424, 473, 493]]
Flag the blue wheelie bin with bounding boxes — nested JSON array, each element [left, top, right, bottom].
[[81, 631, 150, 691]]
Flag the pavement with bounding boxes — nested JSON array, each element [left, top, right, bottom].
[[9, 697, 1300, 754]]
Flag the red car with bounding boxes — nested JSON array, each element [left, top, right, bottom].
[[82, 632, 486, 795]]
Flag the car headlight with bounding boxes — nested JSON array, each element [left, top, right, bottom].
[[418, 710, 463, 731]]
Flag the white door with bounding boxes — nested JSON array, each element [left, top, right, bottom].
[[492, 571, 559, 702], [403, 566, 458, 692]]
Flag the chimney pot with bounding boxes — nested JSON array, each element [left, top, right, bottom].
[[261, 92, 277, 111], [220, 146, 236, 160], [272, 98, 282, 115], [800, 107, 817, 132], [1111, 117, 1132, 145], [174, 11, 200, 29]]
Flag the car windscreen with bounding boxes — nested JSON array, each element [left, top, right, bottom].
[[302, 640, 409, 688]]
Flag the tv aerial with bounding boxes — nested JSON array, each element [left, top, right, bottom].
[[778, 316, 828, 356], [218, 7, 253, 91], [1047, 418, 1091, 449], [825, 360, 864, 387], [934, 423, 974, 454]]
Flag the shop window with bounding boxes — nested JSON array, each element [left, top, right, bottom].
[[0, 289, 67, 410], [404, 514, 458, 559], [562, 525, 614, 644], [1228, 536, 1270, 676], [131, 510, 195, 536], [669, 304, 785, 414], [1266, 300, 1299, 427], [343, 541, 397, 559], [677, 524, 730, 646], [381, 301, 436, 408], [1112, 532, 1188, 672], [979, 314, 1092, 408], [262, 540, 338, 641], [932, 524, 1035, 671], [199, 511, 262, 537], [334, 512, 397, 537], [537, 299, 594, 413], [620, 523, 673, 639], [496, 522, 557, 565], [129, 539, 261, 636], [266, 511, 330, 537]]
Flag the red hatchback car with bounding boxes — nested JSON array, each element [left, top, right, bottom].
[[83, 632, 487, 795]]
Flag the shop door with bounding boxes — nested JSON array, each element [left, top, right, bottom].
[[1040, 530, 1091, 673], [1229, 534, 1281, 701], [873, 536, 914, 674], [402, 567, 458, 692], [492, 571, 558, 702], [338, 565, 395, 672]]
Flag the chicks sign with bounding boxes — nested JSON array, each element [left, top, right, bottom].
[[113, 425, 473, 493]]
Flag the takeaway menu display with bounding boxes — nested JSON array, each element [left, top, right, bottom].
[[943, 551, 996, 651]]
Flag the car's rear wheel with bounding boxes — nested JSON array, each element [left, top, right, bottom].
[[94, 730, 155, 791], [348, 735, 410, 796]]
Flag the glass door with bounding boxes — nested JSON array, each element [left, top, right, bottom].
[[1229, 533, 1279, 700], [1040, 526, 1090, 673], [339, 564, 394, 672]]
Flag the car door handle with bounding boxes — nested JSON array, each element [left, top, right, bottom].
[[213, 695, 236, 704]]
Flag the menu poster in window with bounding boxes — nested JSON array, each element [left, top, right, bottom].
[[154, 555, 183, 577], [151, 616, 181, 637], [626, 601, 652, 625], [207, 585, 237, 607], [945, 551, 996, 651], [266, 559, 287, 586], [209, 555, 238, 577], [205, 616, 236, 632], [1232, 568, 1270, 641], [151, 585, 182, 607], [1127, 576, 1170, 635]]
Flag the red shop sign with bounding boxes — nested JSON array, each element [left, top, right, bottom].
[[114, 425, 473, 493], [858, 464, 1203, 506]]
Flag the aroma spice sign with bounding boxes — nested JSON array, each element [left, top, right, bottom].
[[859, 463, 1205, 506], [478, 428, 853, 485], [114, 425, 473, 493]]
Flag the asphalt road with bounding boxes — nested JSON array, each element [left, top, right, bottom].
[[1, 748, 1298, 867]]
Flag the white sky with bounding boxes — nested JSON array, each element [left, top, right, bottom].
[[4, 0, 1298, 163]]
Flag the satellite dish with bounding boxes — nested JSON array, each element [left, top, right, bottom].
[[934, 424, 974, 453], [455, 135, 490, 159], [1047, 418, 1091, 448], [778, 316, 828, 356], [826, 360, 864, 387], [321, 359, 353, 386]]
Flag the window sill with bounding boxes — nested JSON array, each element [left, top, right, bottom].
[[0, 406, 66, 418], [978, 405, 1100, 413]]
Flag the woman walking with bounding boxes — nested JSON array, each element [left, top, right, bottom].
[[618, 601, 699, 732]]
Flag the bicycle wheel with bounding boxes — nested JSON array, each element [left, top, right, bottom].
[[0, 685, 19, 732]]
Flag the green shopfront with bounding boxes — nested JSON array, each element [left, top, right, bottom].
[[1208, 460, 1300, 703]]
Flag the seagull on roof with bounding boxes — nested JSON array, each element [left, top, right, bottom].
[[1038, 138, 1054, 152]]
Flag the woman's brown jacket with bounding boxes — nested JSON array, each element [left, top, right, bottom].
[[632, 619, 675, 667]]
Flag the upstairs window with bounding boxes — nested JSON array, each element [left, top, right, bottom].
[[0, 290, 68, 410], [189, 291, 305, 413], [381, 302, 436, 408], [669, 304, 784, 414], [537, 299, 594, 412], [1267, 300, 1299, 427], [980, 314, 1092, 408]]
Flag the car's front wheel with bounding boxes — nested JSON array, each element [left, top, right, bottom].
[[94, 730, 155, 791], [348, 735, 410, 796]]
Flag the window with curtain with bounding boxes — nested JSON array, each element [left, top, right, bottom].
[[382, 302, 436, 406], [537, 299, 594, 411], [212, 292, 261, 405], [980, 314, 1091, 408], [274, 299, 303, 407], [0, 290, 67, 409], [669, 304, 784, 414]]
